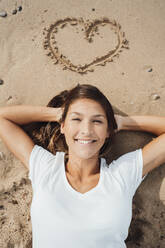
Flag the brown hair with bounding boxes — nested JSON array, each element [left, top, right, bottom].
[[23, 84, 117, 158]]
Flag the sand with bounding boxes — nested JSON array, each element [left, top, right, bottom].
[[0, 0, 165, 247]]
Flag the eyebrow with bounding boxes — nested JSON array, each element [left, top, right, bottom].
[[70, 112, 106, 118]]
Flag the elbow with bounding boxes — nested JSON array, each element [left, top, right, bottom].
[[0, 107, 6, 119], [0, 106, 12, 120]]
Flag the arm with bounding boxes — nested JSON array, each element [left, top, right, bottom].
[[0, 105, 63, 125], [0, 105, 62, 169], [115, 115, 165, 177]]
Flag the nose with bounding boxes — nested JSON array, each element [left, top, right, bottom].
[[80, 120, 93, 135]]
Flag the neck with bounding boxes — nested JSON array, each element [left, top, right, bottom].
[[64, 154, 100, 181]]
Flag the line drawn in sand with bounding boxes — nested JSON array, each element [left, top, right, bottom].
[[43, 17, 129, 74]]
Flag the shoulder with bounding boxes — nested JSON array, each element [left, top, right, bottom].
[[113, 149, 142, 165], [30, 145, 64, 158], [106, 149, 145, 195], [28, 145, 65, 186], [107, 149, 143, 177], [29, 145, 65, 172]]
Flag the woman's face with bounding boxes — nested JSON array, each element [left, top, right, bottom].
[[60, 98, 110, 160]]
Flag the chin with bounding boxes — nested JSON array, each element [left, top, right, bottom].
[[72, 150, 99, 160]]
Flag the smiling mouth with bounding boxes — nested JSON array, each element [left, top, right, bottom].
[[74, 139, 97, 144]]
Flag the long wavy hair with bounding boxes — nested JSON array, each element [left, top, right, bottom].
[[23, 84, 117, 158]]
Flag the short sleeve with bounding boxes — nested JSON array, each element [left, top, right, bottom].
[[28, 145, 55, 190], [110, 149, 147, 196]]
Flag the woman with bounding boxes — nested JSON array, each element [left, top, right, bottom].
[[0, 84, 164, 248]]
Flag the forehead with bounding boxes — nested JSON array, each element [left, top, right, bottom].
[[68, 98, 105, 115]]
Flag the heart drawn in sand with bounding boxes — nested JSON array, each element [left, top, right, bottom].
[[43, 17, 129, 74]]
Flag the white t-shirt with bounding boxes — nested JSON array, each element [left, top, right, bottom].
[[28, 145, 147, 248]]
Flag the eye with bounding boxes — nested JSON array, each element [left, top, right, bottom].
[[93, 120, 103, 123], [72, 118, 81, 121], [72, 118, 102, 123]]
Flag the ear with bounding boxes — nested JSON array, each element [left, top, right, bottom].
[[60, 122, 65, 134]]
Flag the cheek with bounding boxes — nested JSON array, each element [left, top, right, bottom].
[[63, 125, 76, 140], [66, 125, 76, 134], [97, 126, 108, 136]]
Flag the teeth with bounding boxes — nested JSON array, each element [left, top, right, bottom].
[[76, 139, 94, 144]]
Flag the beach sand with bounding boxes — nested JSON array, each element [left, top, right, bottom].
[[0, 0, 165, 247]]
